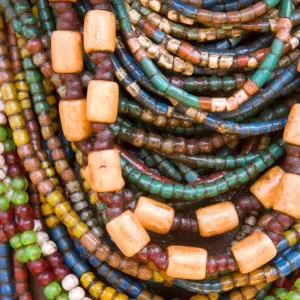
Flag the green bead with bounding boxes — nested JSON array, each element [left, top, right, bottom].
[[25, 69, 42, 84], [9, 233, 22, 249], [0, 195, 9, 211], [5, 126, 13, 138], [270, 38, 284, 56], [16, 247, 28, 263], [44, 282, 62, 300], [286, 291, 300, 300], [0, 126, 7, 142], [0, 182, 8, 195], [11, 176, 28, 191], [4, 139, 16, 152], [12, 191, 29, 205], [25, 244, 41, 261], [22, 57, 36, 70], [275, 288, 288, 299], [35, 101, 50, 114], [56, 293, 69, 300], [264, 0, 279, 8], [295, 278, 300, 291], [21, 230, 37, 246], [264, 297, 276, 300]]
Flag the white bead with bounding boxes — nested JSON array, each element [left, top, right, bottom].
[[33, 220, 43, 232], [37, 232, 49, 246], [3, 177, 11, 187], [62, 274, 79, 291], [0, 142, 5, 154], [69, 287, 85, 300], [41, 240, 57, 256], [2, 164, 7, 172], [82, 298, 92, 300], [5, 189, 14, 200], [0, 169, 6, 180], [0, 113, 7, 125], [0, 100, 5, 112], [0, 155, 5, 168]]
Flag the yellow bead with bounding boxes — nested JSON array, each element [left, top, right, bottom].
[[101, 287, 117, 300], [232, 273, 248, 287], [39, 194, 47, 203], [15, 80, 29, 92], [47, 95, 56, 105], [0, 17, 4, 30], [294, 224, 300, 235], [41, 203, 54, 216], [89, 282, 106, 298], [8, 115, 25, 130], [229, 291, 243, 300], [241, 285, 257, 299], [283, 230, 298, 246], [76, 151, 83, 166], [50, 108, 58, 119], [42, 161, 51, 168], [13, 129, 30, 146], [249, 269, 265, 285], [47, 190, 64, 207], [72, 222, 89, 238], [49, 177, 59, 186], [80, 272, 96, 288], [45, 215, 61, 228], [63, 211, 80, 228], [83, 181, 91, 191], [14, 73, 25, 81], [208, 293, 219, 300], [152, 271, 164, 283], [71, 143, 78, 152], [89, 192, 97, 205], [5, 101, 22, 115], [53, 122, 59, 132], [220, 276, 235, 291], [19, 99, 31, 109], [190, 295, 209, 300], [114, 294, 128, 300], [43, 78, 55, 94], [32, 6, 39, 18], [54, 202, 72, 219], [1, 83, 17, 101], [45, 167, 55, 177]]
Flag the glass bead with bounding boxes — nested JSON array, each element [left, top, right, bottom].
[[9, 232, 22, 249], [0, 195, 9, 211], [12, 191, 29, 205], [44, 282, 62, 300], [28, 258, 48, 275], [37, 271, 56, 287], [11, 176, 28, 191], [21, 230, 37, 245], [25, 244, 41, 261], [0, 182, 7, 195], [62, 274, 79, 291], [0, 126, 7, 142], [16, 247, 28, 263]]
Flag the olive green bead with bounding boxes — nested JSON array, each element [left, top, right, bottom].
[[0, 195, 9, 211], [295, 278, 300, 291], [4, 139, 16, 152], [0, 182, 8, 195], [0, 126, 7, 142]]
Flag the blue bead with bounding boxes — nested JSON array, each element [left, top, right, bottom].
[[51, 226, 68, 240], [97, 263, 110, 277], [0, 270, 13, 283], [275, 258, 292, 277], [0, 258, 11, 269], [88, 255, 102, 268], [0, 283, 14, 295], [0, 243, 11, 255], [276, 238, 288, 252], [73, 260, 89, 277], [56, 237, 72, 252], [285, 251, 300, 271], [127, 282, 143, 298], [64, 251, 78, 269]]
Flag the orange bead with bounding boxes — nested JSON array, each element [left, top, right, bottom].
[[134, 196, 175, 234], [273, 173, 300, 218], [106, 210, 150, 257], [166, 246, 207, 280], [196, 202, 239, 237], [283, 104, 300, 146], [84, 10, 116, 53], [231, 232, 276, 274], [86, 80, 119, 123], [51, 31, 83, 73], [59, 100, 92, 142], [88, 150, 125, 193], [250, 166, 285, 208]]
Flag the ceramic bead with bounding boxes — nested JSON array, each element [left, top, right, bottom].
[[37, 232, 49, 246], [106, 210, 150, 257], [62, 274, 79, 291], [41, 241, 57, 256], [134, 196, 175, 234], [59, 100, 93, 142], [51, 31, 83, 73], [231, 232, 277, 274], [196, 202, 239, 237], [166, 246, 207, 280], [283, 104, 300, 146], [69, 286, 85, 300], [84, 10, 116, 53], [250, 166, 285, 208], [273, 173, 300, 218], [88, 150, 125, 193], [86, 80, 119, 123]]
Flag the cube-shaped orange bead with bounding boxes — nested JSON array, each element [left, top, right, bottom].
[[86, 80, 119, 123], [134, 196, 175, 234], [196, 201, 239, 237], [250, 166, 285, 208], [51, 31, 83, 73], [88, 150, 125, 193], [84, 10, 116, 53], [231, 232, 276, 274], [273, 173, 300, 218], [106, 210, 150, 257], [283, 104, 300, 146], [59, 100, 92, 142], [166, 246, 207, 280]]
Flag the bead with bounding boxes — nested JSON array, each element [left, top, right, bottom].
[[54, 264, 71, 280], [21, 230, 37, 245], [231, 232, 277, 274], [69, 287, 86, 300], [62, 274, 79, 291], [59, 100, 93, 142], [196, 201, 239, 237], [11, 176, 28, 191], [37, 232, 49, 246], [25, 244, 41, 261], [134, 196, 175, 234], [84, 10, 116, 53], [44, 282, 62, 300], [37, 271, 56, 287], [106, 210, 150, 257], [86, 80, 119, 123], [51, 31, 83, 73], [28, 258, 47, 275], [166, 246, 207, 280], [250, 166, 285, 208], [283, 104, 300, 146], [0, 195, 9, 211], [41, 241, 57, 256], [9, 233, 22, 249], [47, 252, 64, 268], [273, 173, 300, 218], [88, 150, 125, 193]]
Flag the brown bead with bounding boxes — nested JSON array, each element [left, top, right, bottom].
[[231, 232, 276, 274], [250, 166, 285, 208], [283, 104, 300, 146], [166, 246, 207, 280], [196, 202, 239, 237]]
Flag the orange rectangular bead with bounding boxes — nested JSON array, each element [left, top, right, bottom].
[[283, 104, 300, 146], [106, 210, 150, 257], [88, 150, 125, 193], [84, 10, 116, 53], [51, 31, 83, 73], [231, 232, 276, 274], [59, 100, 92, 142], [86, 80, 119, 123]]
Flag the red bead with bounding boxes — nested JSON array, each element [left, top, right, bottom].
[[3, 221, 19, 238], [0, 211, 13, 225], [37, 271, 56, 287], [28, 258, 48, 275], [15, 204, 33, 218], [0, 228, 8, 242], [47, 252, 63, 268], [19, 292, 33, 300], [32, 206, 42, 219], [18, 217, 34, 232], [14, 267, 28, 281], [15, 282, 29, 294], [8, 163, 26, 178], [54, 264, 71, 280], [4, 151, 20, 164]]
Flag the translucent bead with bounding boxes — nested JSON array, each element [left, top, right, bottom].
[[41, 241, 57, 256], [37, 232, 49, 246], [69, 286, 85, 300], [62, 274, 79, 291]]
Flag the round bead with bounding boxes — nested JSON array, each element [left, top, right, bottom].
[[15, 204, 33, 218], [28, 258, 47, 275], [0, 155, 5, 168], [62, 274, 79, 291], [9, 233, 22, 249], [37, 271, 56, 287], [54, 264, 71, 280], [5, 189, 14, 200], [16, 247, 28, 263], [44, 282, 62, 300], [56, 293, 69, 300], [0, 210, 13, 225], [3, 177, 11, 188], [0, 182, 7, 195], [21, 230, 37, 245], [0, 127, 7, 142], [25, 244, 41, 261], [47, 251, 64, 268], [3, 221, 19, 238], [12, 191, 29, 205], [12, 176, 28, 191], [69, 287, 85, 300], [41, 241, 57, 256], [0, 195, 9, 211], [18, 217, 34, 231], [37, 232, 49, 246], [0, 142, 5, 154]]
